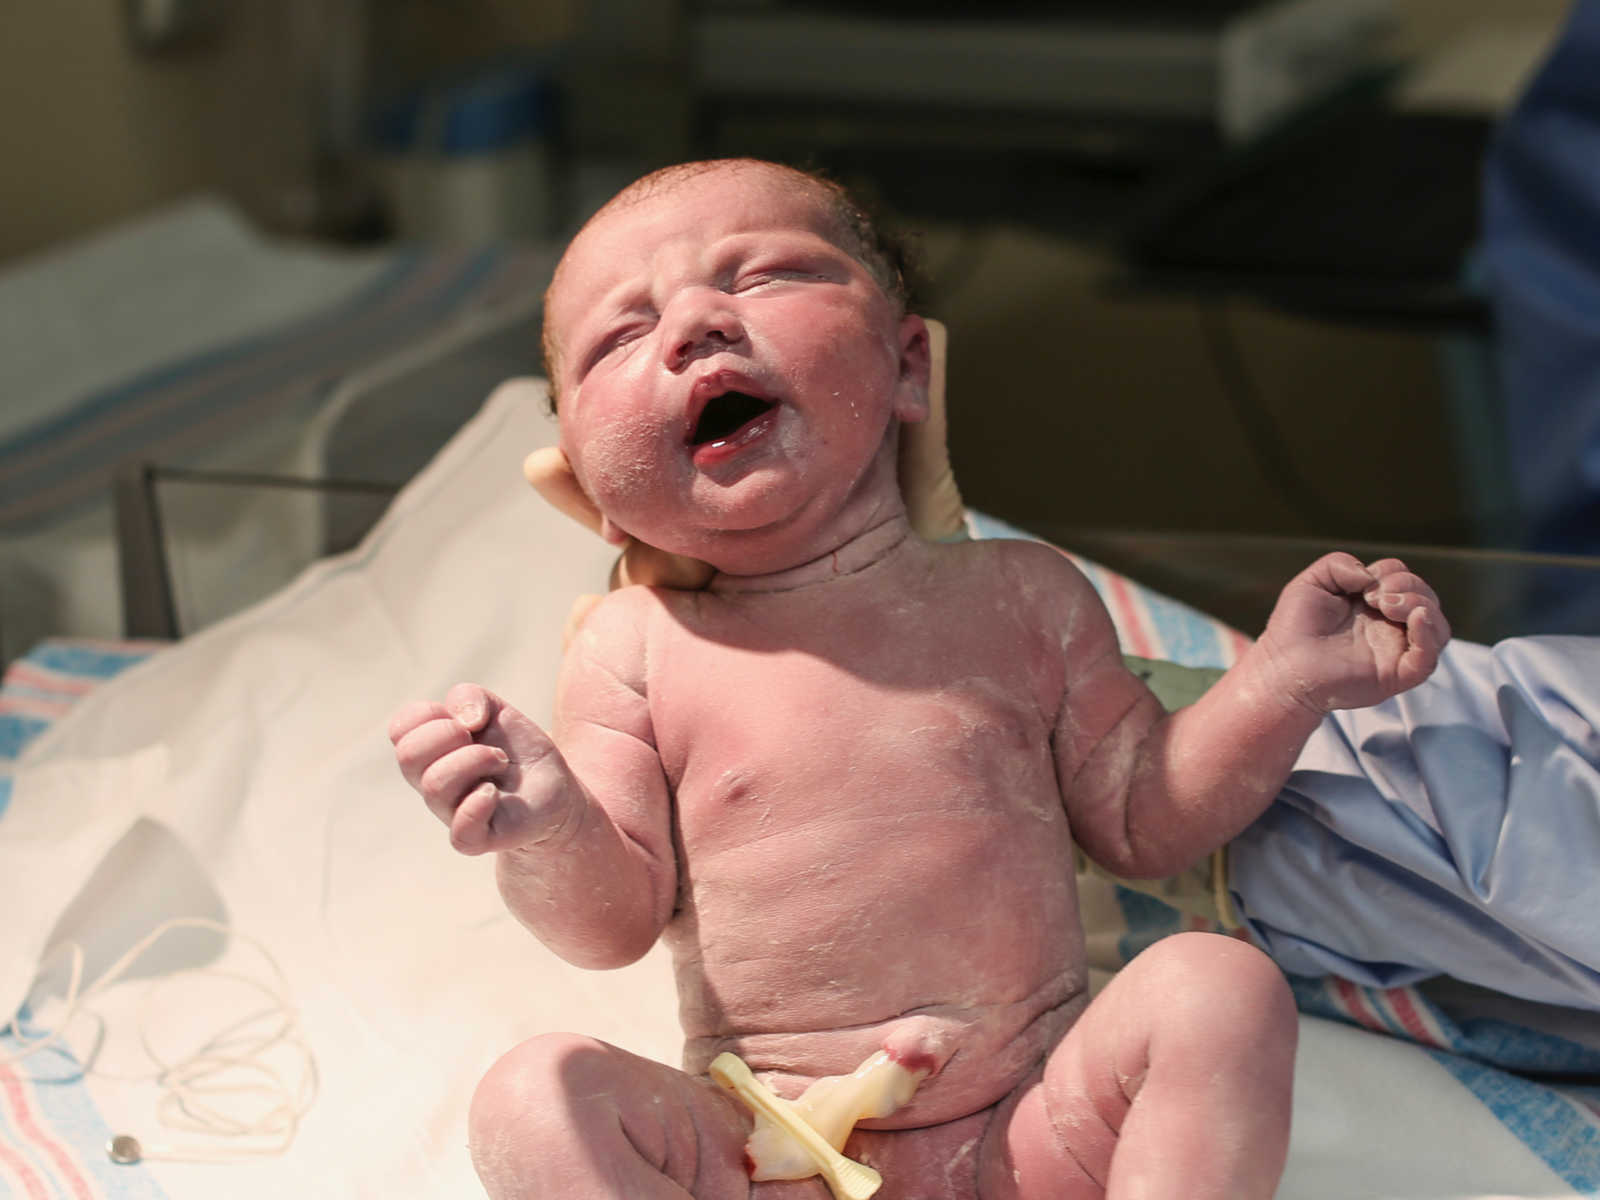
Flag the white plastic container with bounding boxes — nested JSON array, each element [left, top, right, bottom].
[[371, 62, 559, 242]]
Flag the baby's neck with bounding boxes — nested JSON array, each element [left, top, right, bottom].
[[708, 513, 912, 594]]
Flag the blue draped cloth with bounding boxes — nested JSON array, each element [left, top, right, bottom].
[[1231, 636, 1600, 1012]]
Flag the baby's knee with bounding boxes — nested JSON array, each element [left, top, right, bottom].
[[468, 1033, 617, 1190], [469, 1033, 752, 1200], [1144, 932, 1297, 1059], [474, 1032, 597, 1117]]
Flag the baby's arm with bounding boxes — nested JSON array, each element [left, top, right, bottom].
[[389, 589, 675, 968], [1056, 552, 1448, 878]]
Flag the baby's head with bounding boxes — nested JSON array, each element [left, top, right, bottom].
[[543, 158, 931, 574], [542, 160, 915, 394]]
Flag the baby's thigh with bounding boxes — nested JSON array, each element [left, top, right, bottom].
[[977, 932, 1297, 1199], [469, 1032, 754, 1200], [840, 1110, 993, 1200]]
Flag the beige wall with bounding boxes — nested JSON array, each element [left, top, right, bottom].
[[0, 1, 575, 265], [2, 3, 301, 263]]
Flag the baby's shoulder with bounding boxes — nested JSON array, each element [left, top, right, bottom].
[[575, 580, 727, 658], [938, 536, 1116, 647], [562, 585, 663, 681], [943, 536, 1099, 601], [573, 583, 656, 634]]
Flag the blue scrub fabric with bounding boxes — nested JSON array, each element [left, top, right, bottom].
[[1229, 636, 1600, 1012], [1481, 0, 1600, 561]]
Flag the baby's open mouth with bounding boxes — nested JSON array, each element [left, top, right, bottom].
[[689, 391, 777, 445]]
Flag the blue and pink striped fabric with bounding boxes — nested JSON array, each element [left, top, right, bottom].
[[0, 639, 163, 819], [1298, 976, 1600, 1194], [0, 1022, 170, 1200], [1, 639, 166, 1198]]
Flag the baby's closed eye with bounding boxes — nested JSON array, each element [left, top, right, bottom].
[[729, 248, 845, 292], [732, 266, 824, 291], [583, 322, 652, 373]]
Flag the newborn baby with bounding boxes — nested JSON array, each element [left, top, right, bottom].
[[390, 158, 1449, 1199]]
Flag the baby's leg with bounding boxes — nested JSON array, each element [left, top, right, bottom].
[[979, 932, 1297, 1200], [469, 1033, 760, 1200]]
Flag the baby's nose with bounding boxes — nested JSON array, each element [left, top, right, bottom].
[[664, 299, 746, 370]]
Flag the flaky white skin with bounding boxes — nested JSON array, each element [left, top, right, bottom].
[[389, 160, 1448, 1200]]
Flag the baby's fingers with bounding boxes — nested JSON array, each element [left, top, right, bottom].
[[387, 699, 450, 746], [450, 782, 554, 856], [1397, 602, 1451, 688], [451, 781, 508, 855], [392, 711, 472, 789], [1362, 585, 1434, 629], [444, 682, 502, 734], [1363, 564, 1444, 633], [417, 741, 511, 826], [1363, 560, 1438, 606], [1300, 551, 1375, 597]]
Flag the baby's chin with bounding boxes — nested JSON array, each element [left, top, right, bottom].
[[611, 472, 803, 541], [599, 441, 904, 573]]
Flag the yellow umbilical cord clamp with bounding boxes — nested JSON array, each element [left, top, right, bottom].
[[708, 1052, 882, 1200]]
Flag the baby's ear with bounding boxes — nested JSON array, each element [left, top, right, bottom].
[[893, 315, 934, 423]]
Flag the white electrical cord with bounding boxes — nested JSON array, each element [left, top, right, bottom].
[[1, 917, 319, 1165]]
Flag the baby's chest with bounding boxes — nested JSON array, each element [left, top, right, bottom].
[[650, 635, 1064, 851]]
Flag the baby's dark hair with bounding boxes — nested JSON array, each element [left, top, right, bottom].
[[540, 158, 920, 411]]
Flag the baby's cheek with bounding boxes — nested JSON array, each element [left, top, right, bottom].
[[568, 411, 675, 530]]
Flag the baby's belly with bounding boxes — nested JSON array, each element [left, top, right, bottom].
[[666, 793, 1088, 1125]]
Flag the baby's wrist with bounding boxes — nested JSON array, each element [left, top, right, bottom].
[[1241, 634, 1332, 725]]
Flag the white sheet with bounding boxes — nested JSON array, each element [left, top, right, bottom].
[[2, 379, 1587, 1198]]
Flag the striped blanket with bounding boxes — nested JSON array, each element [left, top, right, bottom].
[[0, 205, 555, 534], [1, 640, 171, 1198]]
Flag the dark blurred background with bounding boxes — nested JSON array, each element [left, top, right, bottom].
[[4, 1, 1586, 641]]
